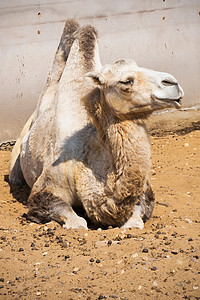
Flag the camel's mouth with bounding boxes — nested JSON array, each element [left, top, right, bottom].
[[173, 98, 182, 109], [152, 95, 182, 109]]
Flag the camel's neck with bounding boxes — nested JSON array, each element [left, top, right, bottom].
[[84, 90, 151, 200], [105, 118, 151, 199]]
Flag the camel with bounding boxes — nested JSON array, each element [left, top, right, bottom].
[[9, 19, 184, 230]]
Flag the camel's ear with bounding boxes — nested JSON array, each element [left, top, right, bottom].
[[85, 72, 105, 86]]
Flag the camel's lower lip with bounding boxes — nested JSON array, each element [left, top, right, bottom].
[[152, 95, 182, 109]]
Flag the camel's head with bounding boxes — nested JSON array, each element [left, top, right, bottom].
[[86, 59, 184, 118]]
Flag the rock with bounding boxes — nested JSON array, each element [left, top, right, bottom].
[[142, 248, 148, 253], [193, 286, 198, 290], [126, 234, 132, 239], [96, 241, 107, 247], [73, 267, 79, 273], [171, 250, 178, 255], [132, 253, 138, 258]]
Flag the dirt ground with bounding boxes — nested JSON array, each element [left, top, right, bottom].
[[0, 118, 200, 299]]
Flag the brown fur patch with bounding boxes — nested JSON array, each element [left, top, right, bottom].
[[137, 181, 155, 222], [27, 189, 67, 225], [78, 25, 98, 71], [59, 19, 80, 61], [46, 19, 80, 88]]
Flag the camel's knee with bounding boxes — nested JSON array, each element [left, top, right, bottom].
[[27, 188, 88, 229]]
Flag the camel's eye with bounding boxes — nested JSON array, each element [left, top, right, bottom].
[[119, 79, 134, 85]]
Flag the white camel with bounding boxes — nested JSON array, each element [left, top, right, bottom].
[[9, 19, 184, 230]]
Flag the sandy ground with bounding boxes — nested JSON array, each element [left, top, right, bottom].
[[0, 126, 200, 299]]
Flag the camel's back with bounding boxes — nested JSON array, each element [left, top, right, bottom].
[[20, 25, 101, 188]]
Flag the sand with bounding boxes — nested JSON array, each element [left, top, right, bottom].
[[0, 127, 199, 299]]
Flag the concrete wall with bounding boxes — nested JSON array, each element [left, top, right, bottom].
[[0, 0, 200, 143]]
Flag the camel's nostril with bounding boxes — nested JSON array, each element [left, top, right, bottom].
[[162, 80, 178, 86]]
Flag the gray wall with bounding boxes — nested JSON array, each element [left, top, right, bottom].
[[0, 0, 200, 143]]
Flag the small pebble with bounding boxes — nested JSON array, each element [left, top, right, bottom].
[[171, 250, 178, 255], [73, 267, 78, 273], [90, 258, 94, 262], [64, 255, 70, 260], [153, 281, 158, 287], [126, 234, 132, 239], [142, 248, 148, 253], [151, 266, 157, 271], [103, 271, 107, 275], [96, 259, 101, 263], [107, 240, 112, 245], [188, 238, 193, 241], [132, 253, 138, 258], [19, 248, 24, 252], [0, 278, 4, 282]]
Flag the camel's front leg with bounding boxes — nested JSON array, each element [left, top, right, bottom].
[[121, 181, 155, 229], [121, 204, 144, 229], [27, 186, 88, 230]]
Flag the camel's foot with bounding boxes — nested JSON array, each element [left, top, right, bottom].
[[121, 213, 144, 229], [121, 204, 144, 229], [63, 215, 88, 230]]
